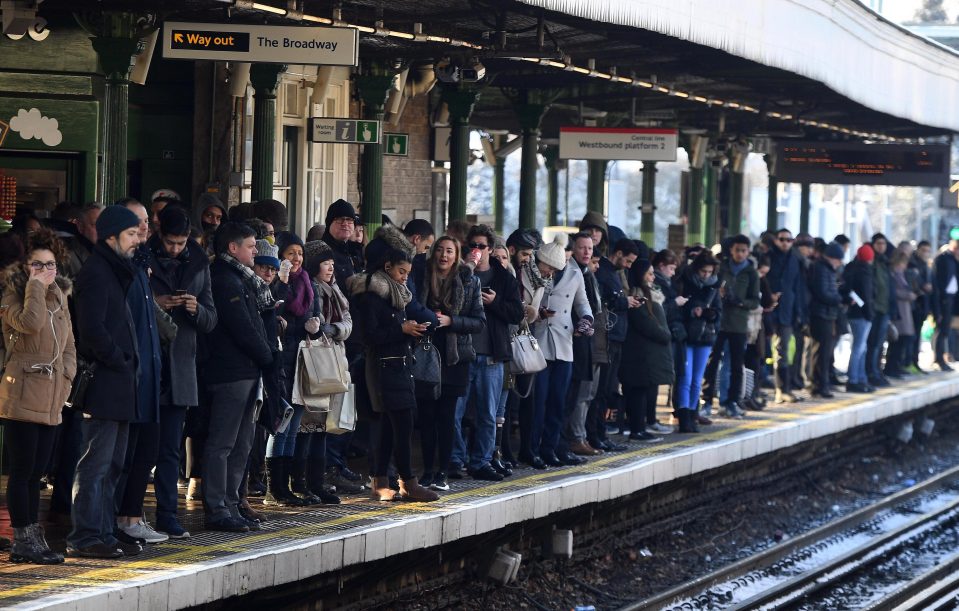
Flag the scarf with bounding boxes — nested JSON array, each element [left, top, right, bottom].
[[316, 278, 350, 324], [730, 259, 749, 276], [218, 253, 275, 312], [369, 269, 412, 310], [285, 267, 315, 318]]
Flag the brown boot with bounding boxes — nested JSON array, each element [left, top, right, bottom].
[[239, 498, 266, 523], [371, 476, 397, 501], [398, 477, 439, 502]]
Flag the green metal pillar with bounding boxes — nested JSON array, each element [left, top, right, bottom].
[[765, 154, 778, 232], [800, 182, 811, 234], [441, 86, 480, 223], [249, 63, 286, 203], [587, 159, 608, 215], [729, 170, 745, 235], [687, 167, 705, 245], [704, 164, 718, 246], [356, 72, 395, 236], [640, 161, 657, 245], [493, 158, 505, 233], [516, 103, 547, 230], [544, 146, 560, 227]]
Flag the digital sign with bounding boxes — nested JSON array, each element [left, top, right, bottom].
[[774, 141, 950, 187]]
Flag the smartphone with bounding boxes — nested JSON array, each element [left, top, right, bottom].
[[545, 308, 556, 314], [482, 287, 493, 294], [174, 289, 187, 297], [422, 321, 432, 327]]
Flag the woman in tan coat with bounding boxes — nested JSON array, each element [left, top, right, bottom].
[[0, 228, 76, 564]]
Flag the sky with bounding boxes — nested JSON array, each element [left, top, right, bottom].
[[867, 0, 959, 23]]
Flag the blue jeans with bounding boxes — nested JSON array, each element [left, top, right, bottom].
[[533, 360, 573, 458], [266, 404, 303, 458], [155, 405, 187, 522], [678, 345, 712, 409], [68, 418, 129, 549], [866, 313, 890, 380], [452, 356, 504, 471], [848, 318, 872, 384]]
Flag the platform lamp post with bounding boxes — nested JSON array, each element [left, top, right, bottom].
[[356, 68, 397, 237], [441, 84, 481, 223], [640, 161, 657, 245], [249, 63, 286, 202], [544, 145, 561, 227], [76, 10, 157, 204], [509, 89, 550, 230], [587, 159, 608, 215]]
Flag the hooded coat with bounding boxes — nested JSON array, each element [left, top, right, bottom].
[[579, 211, 609, 255], [0, 267, 77, 426]]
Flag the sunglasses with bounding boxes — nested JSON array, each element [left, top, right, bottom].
[[467, 242, 489, 250]]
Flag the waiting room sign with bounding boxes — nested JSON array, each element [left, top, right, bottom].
[[309, 118, 381, 144], [162, 21, 359, 66]]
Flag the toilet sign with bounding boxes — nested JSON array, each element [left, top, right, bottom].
[[384, 133, 409, 157], [308, 118, 381, 144]]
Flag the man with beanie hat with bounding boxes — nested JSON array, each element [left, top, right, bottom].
[[807, 243, 844, 398], [67, 206, 145, 558], [843, 245, 875, 392], [322, 199, 364, 288], [146, 205, 217, 539]]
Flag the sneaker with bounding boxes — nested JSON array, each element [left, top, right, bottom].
[[628, 431, 662, 442], [66, 542, 123, 559], [447, 464, 465, 480], [431, 472, 450, 491], [115, 529, 146, 546], [206, 516, 250, 533], [722, 402, 745, 419], [420, 472, 435, 488], [648, 422, 673, 434], [328, 468, 365, 493], [337, 467, 364, 482], [115, 540, 143, 557], [156, 519, 191, 539], [120, 519, 169, 544]]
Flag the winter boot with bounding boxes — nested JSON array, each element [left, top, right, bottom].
[[10, 526, 55, 565], [307, 466, 341, 504], [370, 476, 397, 501], [398, 477, 440, 502], [678, 410, 699, 433], [264, 458, 306, 507], [490, 426, 513, 477], [30, 524, 64, 564], [289, 457, 321, 505]]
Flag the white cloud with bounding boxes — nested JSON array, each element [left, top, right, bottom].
[[9, 107, 62, 147]]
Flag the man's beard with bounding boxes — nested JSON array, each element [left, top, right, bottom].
[[111, 241, 134, 259]]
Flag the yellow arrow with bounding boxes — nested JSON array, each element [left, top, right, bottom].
[[951, 180, 959, 207], [173, 32, 183, 43]]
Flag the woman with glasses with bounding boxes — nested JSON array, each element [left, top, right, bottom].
[[0, 228, 76, 564]]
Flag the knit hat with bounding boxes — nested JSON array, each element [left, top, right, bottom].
[[253, 239, 280, 269], [629, 258, 652, 287], [537, 234, 567, 271], [857, 244, 875, 263], [275, 231, 304, 259], [507, 228, 539, 251], [325, 199, 356, 227], [825, 242, 845, 261], [303, 239, 334, 277], [96, 205, 141, 241]]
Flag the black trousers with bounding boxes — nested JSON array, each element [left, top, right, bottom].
[[3, 419, 56, 528], [49, 407, 82, 515], [809, 316, 835, 394], [623, 385, 658, 432], [293, 431, 328, 489], [517, 379, 536, 458], [702, 331, 747, 404], [374, 409, 414, 480], [418, 392, 459, 474], [587, 363, 610, 444], [116, 422, 160, 517]]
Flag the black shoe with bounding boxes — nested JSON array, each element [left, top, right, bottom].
[[206, 516, 250, 533], [470, 465, 505, 481], [316, 488, 341, 504], [936, 360, 953, 371], [66, 542, 123, 559], [115, 540, 143, 556], [238, 515, 261, 531], [420, 472, 434, 488], [247, 478, 267, 497], [490, 457, 513, 477], [869, 376, 891, 388], [845, 382, 869, 393], [605, 441, 629, 451], [811, 390, 835, 399], [557, 451, 587, 466], [519, 453, 548, 469], [431, 472, 450, 491], [629, 431, 661, 442], [539, 452, 564, 467], [446, 464, 465, 480], [864, 384, 876, 393], [884, 370, 904, 379], [116, 529, 146, 546]]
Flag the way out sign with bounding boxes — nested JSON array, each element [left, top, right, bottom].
[[162, 22, 359, 66], [559, 127, 678, 161], [309, 118, 381, 144]]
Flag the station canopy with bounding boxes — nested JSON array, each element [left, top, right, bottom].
[[47, 0, 959, 142]]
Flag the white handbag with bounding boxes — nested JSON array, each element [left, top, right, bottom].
[[325, 384, 357, 434], [509, 321, 548, 375]]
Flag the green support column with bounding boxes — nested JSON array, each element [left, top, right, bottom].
[[356, 72, 395, 236], [729, 170, 745, 235], [544, 146, 560, 226], [516, 103, 547, 230], [441, 86, 480, 222], [587, 159, 608, 215], [765, 154, 778, 232], [704, 164, 718, 246], [249, 63, 286, 203], [800, 182, 811, 234], [687, 167, 705, 245], [640, 161, 657, 245], [493, 158, 505, 233]]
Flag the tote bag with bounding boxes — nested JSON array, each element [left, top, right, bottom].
[[297, 336, 350, 399], [509, 321, 547, 375], [325, 384, 357, 434]]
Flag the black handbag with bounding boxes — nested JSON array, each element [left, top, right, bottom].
[[410, 336, 442, 399], [64, 358, 97, 410]]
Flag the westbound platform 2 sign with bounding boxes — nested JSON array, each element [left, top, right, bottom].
[[559, 127, 678, 161], [162, 21, 359, 66], [775, 141, 951, 188], [309, 118, 381, 144]]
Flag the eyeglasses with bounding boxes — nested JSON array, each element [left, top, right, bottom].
[[265, 230, 276, 237], [29, 261, 56, 271], [333, 217, 355, 225], [778, 237, 794, 243], [467, 242, 489, 250]]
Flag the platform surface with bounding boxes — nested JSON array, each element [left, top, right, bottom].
[[2, 372, 957, 610]]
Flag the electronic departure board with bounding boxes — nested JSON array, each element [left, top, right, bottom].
[[774, 141, 950, 187]]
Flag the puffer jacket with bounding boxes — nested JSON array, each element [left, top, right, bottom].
[[0, 268, 77, 426], [807, 259, 842, 321]]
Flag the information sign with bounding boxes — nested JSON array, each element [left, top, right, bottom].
[[309, 118, 381, 144], [559, 127, 678, 161]]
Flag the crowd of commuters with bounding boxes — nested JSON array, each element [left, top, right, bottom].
[[1, 194, 957, 565]]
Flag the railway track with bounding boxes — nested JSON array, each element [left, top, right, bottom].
[[618, 463, 959, 611]]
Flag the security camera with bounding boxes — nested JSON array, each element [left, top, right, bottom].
[[460, 59, 486, 83], [434, 59, 460, 83]]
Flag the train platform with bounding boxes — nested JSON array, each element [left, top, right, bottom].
[[1, 370, 957, 610]]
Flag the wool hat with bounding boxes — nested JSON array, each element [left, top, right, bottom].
[[275, 231, 304, 259], [825, 242, 845, 261], [537, 234, 567, 271], [857, 244, 875, 263], [506, 228, 539, 250], [629, 258, 652, 287], [325, 199, 356, 226], [96, 205, 141, 241], [253, 239, 280, 269], [303, 239, 334, 277]]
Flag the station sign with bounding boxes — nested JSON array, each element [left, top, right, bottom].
[[162, 21, 359, 66], [775, 141, 950, 188], [384, 133, 409, 157], [309, 118, 380, 144], [559, 127, 678, 161]]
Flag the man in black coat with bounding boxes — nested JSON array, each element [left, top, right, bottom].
[[808, 243, 844, 398], [321, 199, 364, 289], [933, 239, 959, 370], [67, 206, 144, 559], [202, 222, 275, 533], [768, 228, 805, 403]]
